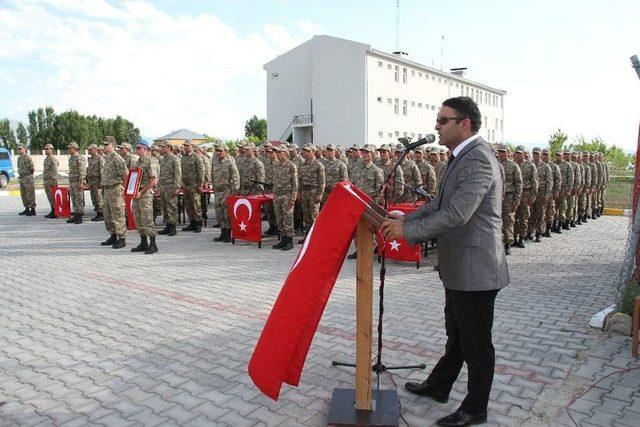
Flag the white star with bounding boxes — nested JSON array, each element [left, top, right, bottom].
[[390, 240, 401, 251], [58, 206, 63, 213], [239, 221, 247, 231]]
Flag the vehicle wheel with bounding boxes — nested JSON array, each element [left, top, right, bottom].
[[0, 173, 8, 188]]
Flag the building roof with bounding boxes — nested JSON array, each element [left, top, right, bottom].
[[154, 128, 206, 142]]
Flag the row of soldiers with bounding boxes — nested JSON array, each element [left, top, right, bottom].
[[497, 144, 610, 255]]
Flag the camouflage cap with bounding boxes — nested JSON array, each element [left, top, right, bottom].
[[541, 148, 550, 154], [243, 142, 256, 149], [361, 144, 376, 152], [395, 143, 405, 151], [102, 135, 116, 145], [315, 144, 324, 151], [589, 151, 596, 156], [182, 139, 193, 146], [262, 141, 273, 149], [88, 143, 99, 150], [531, 147, 541, 153], [288, 144, 298, 151], [378, 144, 391, 151], [68, 141, 79, 149], [44, 143, 54, 149], [514, 145, 525, 153], [273, 144, 288, 152], [17, 143, 27, 149], [495, 143, 508, 151], [414, 146, 426, 153], [302, 143, 315, 151], [349, 143, 361, 151], [237, 140, 248, 148], [119, 142, 132, 150], [325, 144, 337, 150], [155, 140, 167, 147], [214, 142, 228, 151], [429, 148, 440, 155]]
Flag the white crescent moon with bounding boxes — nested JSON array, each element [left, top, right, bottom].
[[55, 189, 62, 202], [233, 198, 253, 220], [130, 198, 134, 212], [292, 222, 315, 271]]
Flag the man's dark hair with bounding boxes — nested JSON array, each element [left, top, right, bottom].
[[442, 96, 482, 132]]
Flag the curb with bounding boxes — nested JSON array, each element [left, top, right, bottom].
[[0, 189, 45, 197], [603, 207, 630, 217]]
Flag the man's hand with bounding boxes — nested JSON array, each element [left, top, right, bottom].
[[380, 219, 404, 241]]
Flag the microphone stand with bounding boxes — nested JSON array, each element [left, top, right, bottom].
[[332, 141, 426, 393]]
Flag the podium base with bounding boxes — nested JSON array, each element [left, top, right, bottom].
[[327, 388, 399, 426]]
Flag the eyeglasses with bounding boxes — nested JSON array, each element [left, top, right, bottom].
[[436, 116, 464, 126]]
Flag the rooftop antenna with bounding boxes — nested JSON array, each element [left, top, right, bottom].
[[440, 34, 445, 71], [395, 0, 400, 51]]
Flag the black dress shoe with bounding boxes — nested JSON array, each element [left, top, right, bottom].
[[437, 409, 487, 426], [403, 382, 448, 403]]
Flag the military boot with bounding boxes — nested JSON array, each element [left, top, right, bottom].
[[91, 212, 104, 222], [194, 221, 202, 233], [534, 233, 541, 242], [167, 224, 177, 236], [112, 237, 126, 249], [582, 214, 588, 223], [562, 221, 570, 230], [222, 228, 232, 243], [74, 213, 83, 224], [67, 214, 76, 223], [158, 225, 171, 235], [182, 221, 196, 231], [569, 220, 576, 228], [45, 209, 54, 218], [263, 224, 278, 236], [515, 236, 525, 248], [298, 234, 307, 244], [213, 229, 226, 242], [347, 251, 357, 259], [101, 234, 117, 246], [576, 217, 582, 225], [280, 236, 293, 251], [525, 233, 533, 241], [145, 237, 158, 254], [27, 207, 36, 216], [131, 236, 149, 252], [272, 238, 285, 249], [591, 208, 598, 219], [18, 208, 29, 215], [544, 223, 552, 237], [504, 244, 511, 255]]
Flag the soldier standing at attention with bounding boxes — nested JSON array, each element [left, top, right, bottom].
[[347, 144, 363, 184], [563, 149, 581, 228], [555, 151, 574, 231], [396, 143, 423, 203], [288, 144, 305, 233], [262, 143, 278, 236], [497, 144, 522, 254], [321, 144, 348, 207], [212, 142, 240, 243], [347, 144, 384, 259], [86, 143, 105, 222], [272, 145, 298, 251], [157, 141, 181, 236], [180, 139, 204, 233], [576, 151, 591, 224], [530, 147, 552, 241], [100, 136, 128, 249], [597, 152, 609, 214], [67, 141, 87, 224], [130, 140, 160, 254], [297, 144, 325, 243], [238, 142, 265, 195], [429, 148, 446, 189], [119, 142, 139, 171], [513, 146, 536, 248], [542, 149, 561, 235], [17, 144, 36, 216], [377, 144, 404, 205], [43, 143, 59, 218], [197, 146, 212, 224], [592, 152, 603, 217], [413, 147, 437, 199]]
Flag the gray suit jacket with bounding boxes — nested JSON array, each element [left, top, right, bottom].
[[403, 137, 509, 291]]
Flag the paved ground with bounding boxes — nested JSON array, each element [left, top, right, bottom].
[[0, 193, 638, 426]]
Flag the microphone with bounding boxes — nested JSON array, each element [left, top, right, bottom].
[[397, 134, 436, 151]]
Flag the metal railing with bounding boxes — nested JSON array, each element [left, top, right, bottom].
[[293, 114, 313, 125]]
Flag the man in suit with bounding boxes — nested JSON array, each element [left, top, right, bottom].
[[381, 96, 509, 427]]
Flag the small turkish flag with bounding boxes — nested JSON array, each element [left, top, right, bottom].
[[377, 203, 422, 262], [52, 186, 71, 218], [125, 195, 136, 230], [227, 194, 272, 242]]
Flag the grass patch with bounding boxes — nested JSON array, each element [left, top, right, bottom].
[[606, 177, 633, 210]]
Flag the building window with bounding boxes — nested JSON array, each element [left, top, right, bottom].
[[378, 131, 383, 138], [403, 132, 408, 137], [411, 132, 415, 137], [271, 72, 279, 79], [378, 61, 383, 67], [402, 67, 407, 83], [465, 86, 469, 96], [431, 75, 435, 80], [495, 118, 498, 129], [501, 96, 503, 108], [387, 98, 392, 104], [377, 96, 383, 102], [438, 77, 442, 83], [455, 82, 459, 88], [394, 98, 399, 115], [394, 65, 399, 82], [418, 72, 422, 77], [411, 101, 415, 106], [395, 131, 400, 136], [387, 64, 392, 70], [418, 133, 422, 138], [484, 116, 487, 128], [411, 69, 415, 76], [470, 88, 474, 97], [431, 105, 435, 110], [418, 103, 422, 108], [500, 120, 503, 131], [388, 132, 393, 138], [402, 100, 407, 115]]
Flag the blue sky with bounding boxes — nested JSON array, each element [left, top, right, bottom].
[[1, 0, 638, 152]]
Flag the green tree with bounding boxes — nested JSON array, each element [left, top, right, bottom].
[[16, 123, 28, 147], [0, 119, 14, 148], [244, 115, 267, 140], [569, 135, 634, 170], [548, 128, 568, 156]]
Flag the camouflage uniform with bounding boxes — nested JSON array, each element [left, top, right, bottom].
[[355, 151, 384, 201], [263, 152, 278, 230], [429, 153, 446, 189], [414, 155, 437, 198], [530, 151, 552, 237], [586, 155, 598, 217], [555, 156, 574, 227], [42, 146, 58, 214], [86, 147, 105, 216], [499, 150, 523, 246], [514, 151, 537, 241], [321, 148, 348, 206], [238, 148, 265, 195], [543, 152, 561, 230], [101, 148, 128, 240], [120, 143, 139, 171], [132, 154, 160, 237], [272, 150, 298, 238], [599, 156, 609, 211], [211, 144, 240, 232], [377, 145, 404, 204], [181, 147, 204, 226], [288, 149, 305, 231], [17, 148, 36, 210], [67, 143, 87, 215], [577, 153, 592, 220], [593, 154, 604, 213], [398, 156, 423, 203], [158, 146, 182, 231], [566, 154, 581, 224], [298, 145, 325, 232]]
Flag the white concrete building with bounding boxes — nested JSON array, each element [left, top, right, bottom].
[[264, 35, 506, 148]]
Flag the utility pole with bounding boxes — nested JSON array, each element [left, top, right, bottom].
[[395, 0, 400, 52]]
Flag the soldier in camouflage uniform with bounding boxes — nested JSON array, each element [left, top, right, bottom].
[[321, 144, 348, 207], [239, 142, 265, 195], [197, 146, 212, 224], [157, 141, 182, 236], [413, 147, 437, 199], [497, 144, 522, 254], [43, 143, 59, 218], [563, 149, 581, 228], [585, 152, 598, 219], [297, 143, 325, 243], [130, 140, 160, 254], [554, 151, 574, 231], [377, 144, 404, 204], [347, 144, 384, 259], [513, 145, 537, 247], [529, 147, 552, 241], [395, 143, 423, 202], [541, 149, 561, 235], [181, 140, 205, 233], [100, 136, 128, 249], [118, 142, 139, 171], [429, 148, 446, 189], [576, 151, 591, 224], [67, 141, 87, 224], [288, 144, 305, 233], [347, 144, 363, 185], [592, 152, 603, 217], [17, 144, 36, 216], [212, 142, 240, 243], [86, 143, 105, 221], [261, 143, 278, 235], [272, 145, 298, 251], [597, 152, 609, 214]]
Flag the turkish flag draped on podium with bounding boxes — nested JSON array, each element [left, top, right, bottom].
[[227, 194, 272, 242], [376, 203, 423, 262], [248, 182, 372, 400], [124, 195, 136, 230], [52, 185, 71, 218]]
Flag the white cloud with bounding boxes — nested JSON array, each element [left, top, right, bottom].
[[0, 0, 311, 139]]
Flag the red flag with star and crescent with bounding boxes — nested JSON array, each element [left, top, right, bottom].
[[52, 185, 71, 218], [248, 182, 372, 400], [376, 203, 422, 262], [227, 195, 272, 242]]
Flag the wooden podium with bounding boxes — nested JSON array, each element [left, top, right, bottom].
[[328, 208, 399, 426]]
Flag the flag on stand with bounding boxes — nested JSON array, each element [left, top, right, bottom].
[[227, 194, 272, 242], [52, 185, 71, 218], [248, 182, 372, 400], [125, 195, 136, 230], [377, 203, 422, 262]]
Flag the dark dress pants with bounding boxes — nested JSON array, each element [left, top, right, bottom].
[[425, 288, 499, 414]]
